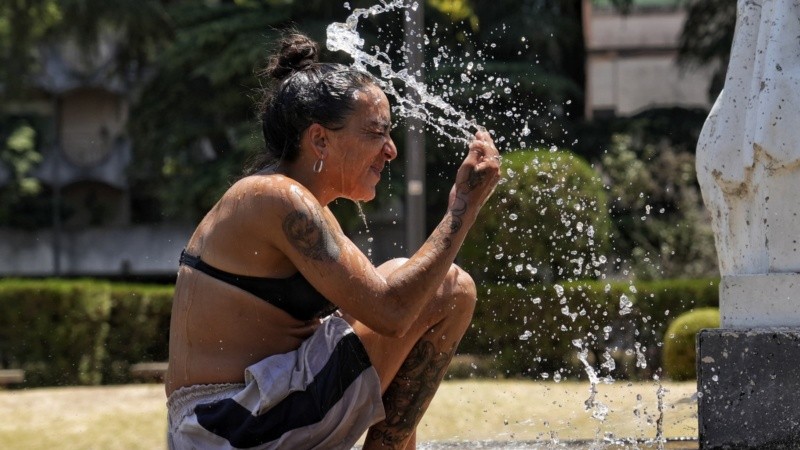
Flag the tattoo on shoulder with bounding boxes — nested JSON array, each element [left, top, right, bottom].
[[282, 209, 340, 262]]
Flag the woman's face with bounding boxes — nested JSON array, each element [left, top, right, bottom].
[[328, 84, 398, 201]]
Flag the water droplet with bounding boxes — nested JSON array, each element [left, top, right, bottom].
[[619, 294, 633, 315]]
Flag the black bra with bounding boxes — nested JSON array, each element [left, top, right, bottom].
[[179, 250, 338, 321]]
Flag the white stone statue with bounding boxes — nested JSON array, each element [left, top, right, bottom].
[[696, 0, 800, 326]]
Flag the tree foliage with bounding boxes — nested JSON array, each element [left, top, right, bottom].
[[599, 133, 717, 280], [0, 0, 171, 98], [1, 0, 593, 224], [0, 1, 60, 98], [677, 0, 736, 100], [127, 1, 293, 221], [0, 120, 56, 228]]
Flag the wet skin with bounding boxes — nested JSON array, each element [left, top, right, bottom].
[[165, 83, 501, 449]]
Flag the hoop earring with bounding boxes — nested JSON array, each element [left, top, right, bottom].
[[313, 158, 324, 173]]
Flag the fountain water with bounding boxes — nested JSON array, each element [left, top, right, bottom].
[[326, 2, 689, 448]]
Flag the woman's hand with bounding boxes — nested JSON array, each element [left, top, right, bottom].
[[449, 130, 502, 215]]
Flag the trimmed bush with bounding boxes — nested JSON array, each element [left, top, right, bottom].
[[103, 284, 174, 384], [662, 307, 720, 381], [0, 279, 173, 387], [461, 148, 611, 284], [0, 279, 112, 387]]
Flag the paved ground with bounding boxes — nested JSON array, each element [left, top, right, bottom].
[[2, 382, 699, 449], [415, 440, 698, 449]]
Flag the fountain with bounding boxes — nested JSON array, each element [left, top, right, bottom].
[[695, 0, 800, 447]]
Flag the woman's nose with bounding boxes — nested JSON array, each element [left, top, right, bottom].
[[384, 137, 398, 161]]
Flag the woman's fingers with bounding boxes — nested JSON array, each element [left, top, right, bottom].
[[468, 132, 500, 161]]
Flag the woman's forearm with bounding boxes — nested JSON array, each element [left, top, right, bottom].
[[381, 194, 478, 334]]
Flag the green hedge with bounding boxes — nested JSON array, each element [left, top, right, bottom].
[[103, 284, 174, 384], [0, 279, 111, 386], [0, 279, 172, 387], [0, 277, 717, 386], [459, 278, 719, 380]]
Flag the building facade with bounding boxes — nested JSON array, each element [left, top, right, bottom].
[[583, 0, 715, 119]]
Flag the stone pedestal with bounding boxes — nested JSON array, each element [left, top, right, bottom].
[[719, 274, 800, 328], [697, 328, 800, 449], [698, 274, 800, 449]]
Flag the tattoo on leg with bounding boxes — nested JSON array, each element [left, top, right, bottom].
[[282, 209, 340, 262], [368, 340, 455, 447]]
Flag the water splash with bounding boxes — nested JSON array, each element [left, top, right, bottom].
[[326, 0, 479, 143], [573, 338, 613, 422], [326, 1, 683, 446], [653, 375, 667, 450]]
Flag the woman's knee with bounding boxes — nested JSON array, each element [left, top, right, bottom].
[[377, 258, 476, 319], [376, 257, 409, 276], [441, 263, 477, 319]]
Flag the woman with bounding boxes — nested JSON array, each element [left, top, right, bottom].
[[165, 33, 501, 450]]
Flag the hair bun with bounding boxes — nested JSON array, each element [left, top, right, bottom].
[[267, 33, 319, 81]]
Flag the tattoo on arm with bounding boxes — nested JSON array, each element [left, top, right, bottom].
[[367, 340, 455, 446], [282, 209, 340, 262], [433, 195, 467, 250], [463, 168, 487, 192]]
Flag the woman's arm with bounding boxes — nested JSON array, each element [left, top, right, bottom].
[[270, 131, 500, 337]]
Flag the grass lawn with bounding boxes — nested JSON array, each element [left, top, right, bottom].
[[0, 379, 697, 449]]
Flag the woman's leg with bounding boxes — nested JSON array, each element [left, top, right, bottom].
[[348, 258, 477, 450]]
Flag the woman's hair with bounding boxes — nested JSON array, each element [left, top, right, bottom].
[[249, 32, 377, 173]]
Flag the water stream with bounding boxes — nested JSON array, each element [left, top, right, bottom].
[[328, 0, 488, 144]]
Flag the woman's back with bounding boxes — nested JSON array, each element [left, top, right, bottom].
[[165, 174, 320, 396]]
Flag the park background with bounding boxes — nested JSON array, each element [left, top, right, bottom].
[[0, 0, 733, 447]]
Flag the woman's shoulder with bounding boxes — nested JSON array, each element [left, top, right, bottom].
[[229, 173, 318, 210]]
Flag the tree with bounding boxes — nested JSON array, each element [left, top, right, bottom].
[[0, 0, 171, 98], [0, 122, 47, 227], [411, 0, 589, 234], [677, 0, 736, 101], [0, 0, 61, 97], [125, 0, 592, 224]]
